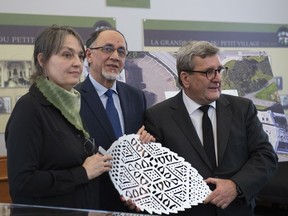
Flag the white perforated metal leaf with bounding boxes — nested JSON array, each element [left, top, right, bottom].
[[107, 134, 211, 215]]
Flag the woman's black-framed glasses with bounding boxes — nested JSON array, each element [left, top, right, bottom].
[[89, 44, 128, 58], [84, 138, 96, 155], [184, 66, 228, 81]]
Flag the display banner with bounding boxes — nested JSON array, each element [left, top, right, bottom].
[[143, 19, 288, 119], [0, 13, 116, 45], [143, 19, 288, 48], [0, 13, 115, 136]]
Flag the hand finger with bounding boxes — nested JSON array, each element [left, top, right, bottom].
[[140, 133, 149, 143], [136, 125, 145, 135], [128, 204, 135, 210]]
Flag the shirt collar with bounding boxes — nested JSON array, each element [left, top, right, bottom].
[[88, 75, 118, 97], [182, 90, 216, 114]]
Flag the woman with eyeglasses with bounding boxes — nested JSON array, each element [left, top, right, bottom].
[[5, 25, 112, 209]]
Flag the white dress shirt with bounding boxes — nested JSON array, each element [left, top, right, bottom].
[[182, 91, 218, 165]]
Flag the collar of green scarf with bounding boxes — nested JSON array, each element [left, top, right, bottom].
[[36, 77, 89, 138]]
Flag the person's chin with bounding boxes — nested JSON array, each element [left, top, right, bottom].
[[69, 77, 81, 85], [209, 92, 221, 100], [103, 72, 119, 81]]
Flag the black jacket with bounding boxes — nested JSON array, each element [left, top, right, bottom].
[[5, 84, 97, 209]]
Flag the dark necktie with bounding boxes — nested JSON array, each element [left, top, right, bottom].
[[199, 105, 217, 169], [105, 89, 122, 139]]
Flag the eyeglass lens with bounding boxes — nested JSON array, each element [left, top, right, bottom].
[[207, 68, 226, 80], [102, 45, 127, 57]]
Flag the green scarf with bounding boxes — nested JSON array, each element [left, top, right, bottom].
[[36, 77, 89, 138]]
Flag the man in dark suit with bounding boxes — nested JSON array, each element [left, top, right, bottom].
[[75, 28, 153, 212], [144, 41, 278, 215]]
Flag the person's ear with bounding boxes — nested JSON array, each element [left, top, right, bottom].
[[37, 53, 44, 67], [86, 49, 93, 64], [180, 71, 190, 88]]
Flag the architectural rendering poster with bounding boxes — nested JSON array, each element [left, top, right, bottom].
[[1, 14, 288, 163], [121, 51, 288, 162], [0, 13, 115, 155], [143, 19, 288, 116]]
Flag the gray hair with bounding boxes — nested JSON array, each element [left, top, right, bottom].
[[176, 41, 219, 86]]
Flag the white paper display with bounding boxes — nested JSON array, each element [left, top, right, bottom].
[[107, 134, 211, 215]]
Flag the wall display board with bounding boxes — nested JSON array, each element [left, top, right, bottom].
[[143, 19, 288, 115], [1, 15, 287, 159], [0, 13, 115, 155]]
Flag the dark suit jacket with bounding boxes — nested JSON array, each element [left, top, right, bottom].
[[144, 91, 278, 216], [5, 84, 97, 209], [75, 77, 147, 212]]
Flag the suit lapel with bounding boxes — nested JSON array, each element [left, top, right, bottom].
[[170, 92, 213, 169], [216, 95, 232, 166], [80, 78, 116, 141], [116, 81, 134, 134]]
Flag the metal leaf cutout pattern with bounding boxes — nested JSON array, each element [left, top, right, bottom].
[[107, 134, 211, 215]]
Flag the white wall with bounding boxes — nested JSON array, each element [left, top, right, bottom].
[[0, 0, 287, 50]]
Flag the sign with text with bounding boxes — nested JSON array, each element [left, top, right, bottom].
[[143, 19, 288, 48], [0, 13, 116, 45]]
